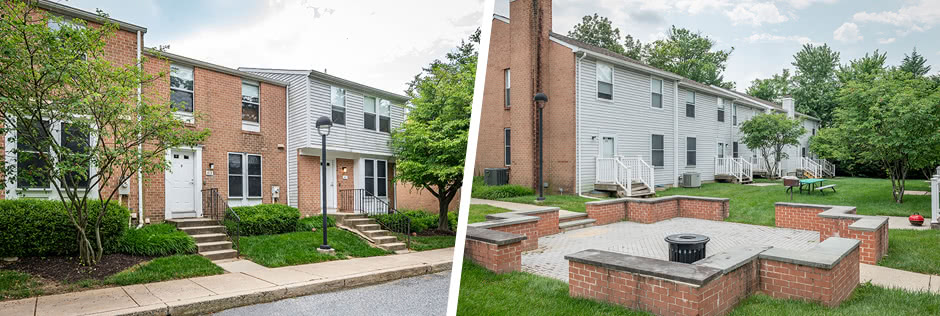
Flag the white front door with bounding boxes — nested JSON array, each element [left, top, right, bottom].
[[326, 160, 337, 209], [167, 149, 197, 218]]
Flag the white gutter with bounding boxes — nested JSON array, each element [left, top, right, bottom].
[[673, 80, 679, 188], [136, 30, 144, 228], [574, 50, 598, 200]]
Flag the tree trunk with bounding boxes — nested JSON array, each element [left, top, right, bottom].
[[438, 190, 454, 232]]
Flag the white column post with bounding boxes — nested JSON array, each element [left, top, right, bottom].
[[931, 176, 939, 228]]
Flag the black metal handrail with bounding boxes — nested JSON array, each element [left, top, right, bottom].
[[201, 188, 241, 256], [339, 188, 411, 249]]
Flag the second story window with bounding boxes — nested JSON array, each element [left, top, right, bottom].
[[651, 78, 663, 109], [241, 81, 260, 128], [717, 98, 726, 122], [170, 64, 194, 113], [504, 69, 511, 107], [379, 99, 391, 133], [732, 103, 738, 126], [686, 90, 695, 118], [364, 96, 377, 131], [330, 86, 346, 125], [597, 63, 613, 100]]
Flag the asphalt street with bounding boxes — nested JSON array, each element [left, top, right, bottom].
[[213, 271, 451, 315]]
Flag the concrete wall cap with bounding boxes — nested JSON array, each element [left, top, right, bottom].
[[776, 202, 888, 232], [484, 207, 560, 221], [466, 227, 527, 245], [467, 215, 539, 229], [585, 195, 729, 206], [694, 245, 771, 274], [759, 237, 859, 269], [564, 249, 722, 286]]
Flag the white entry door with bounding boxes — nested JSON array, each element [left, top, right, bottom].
[[167, 149, 197, 218], [326, 160, 337, 209]]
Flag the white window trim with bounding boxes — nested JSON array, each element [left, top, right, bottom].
[[170, 63, 195, 123], [227, 152, 263, 201], [378, 99, 391, 134], [504, 128, 511, 166], [241, 80, 261, 132], [649, 76, 664, 110], [685, 90, 696, 118], [686, 136, 697, 167], [6, 118, 99, 199], [717, 97, 726, 123], [363, 95, 378, 131], [504, 69, 511, 108], [595, 62, 614, 101], [650, 133, 665, 168], [330, 86, 346, 126], [363, 158, 388, 198], [732, 102, 738, 126]]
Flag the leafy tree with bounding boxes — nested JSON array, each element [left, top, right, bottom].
[[0, 1, 209, 265], [390, 30, 478, 231], [812, 69, 940, 203], [644, 26, 735, 89], [791, 44, 841, 125], [622, 34, 643, 61], [899, 47, 931, 77], [837, 49, 887, 84], [746, 69, 793, 101], [739, 114, 806, 179], [567, 14, 626, 55]]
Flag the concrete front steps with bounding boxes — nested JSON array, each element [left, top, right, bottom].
[[334, 213, 408, 252], [559, 211, 595, 232], [167, 218, 237, 261]]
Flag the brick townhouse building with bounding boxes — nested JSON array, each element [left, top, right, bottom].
[[476, 0, 827, 197], [5, 0, 453, 224]]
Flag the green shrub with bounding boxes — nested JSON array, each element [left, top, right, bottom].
[[113, 224, 196, 256], [0, 199, 129, 257], [471, 176, 534, 200], [296, 215, 336, 232], [227, 204, 300, 236], [374, 210, 457, 234]]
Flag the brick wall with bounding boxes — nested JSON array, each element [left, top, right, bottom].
[[465, 239, 526, 273], [488, 221, 539, 251], [758, 247, 859, 307], [394, 182, 460, 212], [585, 197, 729, 226], [296, 154, 321, 217], [585, 201, 626, 225], [530, 210, 560, 237], [775, 204, 888, 264], [678, 199, 730, 221], [627, 200, 679, 224]]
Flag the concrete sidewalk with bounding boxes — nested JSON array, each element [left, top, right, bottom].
[[861, 264, 940, 294], [1, 248, 454, 316]]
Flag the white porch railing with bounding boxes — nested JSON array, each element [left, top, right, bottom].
[[931, 176, 939, 226], [813, 158, 836, 177], [620, 156, 654, 190], [801, 157, 820, 178], [595, 156, 654, 195], [715, 157, 752, 182]]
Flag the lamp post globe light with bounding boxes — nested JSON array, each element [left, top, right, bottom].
[[534, 93, 548, 201], [316, 116, 333, 252]]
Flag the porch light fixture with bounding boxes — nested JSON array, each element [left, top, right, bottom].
[[316, 116, 333, 252], [534, 93, 548, 201]]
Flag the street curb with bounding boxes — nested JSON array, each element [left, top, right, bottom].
[[84, 259, 452, 316]]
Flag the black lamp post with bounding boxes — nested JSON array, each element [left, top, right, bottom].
[[316, 116, 333, 251], [534, 92, 548, 201]]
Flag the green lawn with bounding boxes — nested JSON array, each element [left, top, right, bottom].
[[660, 177, 931, 226], [0, 270, 42, 300], [105, 254, 224, 286], [238, 229, 390, 268], [468, 204, 516, 224], [493, 194, 599, 213], [457, 262, 650, 315], [459, 262, 940, 315], [402, 234, 456, 251], [878, 229, 940, 275]]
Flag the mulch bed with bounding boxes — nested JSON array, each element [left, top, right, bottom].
[[0, 254, 152, 283]]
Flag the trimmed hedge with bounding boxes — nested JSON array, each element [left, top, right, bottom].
[[471, 176, 534, 200], [227, 204, 300, 236], [374, 210, 457, 234], [296, 215, 336, 232], [0, 199, 129, 257], [113, 223, 196, 256]]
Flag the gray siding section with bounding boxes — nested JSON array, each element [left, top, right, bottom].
[[308, 77, 404, 156]]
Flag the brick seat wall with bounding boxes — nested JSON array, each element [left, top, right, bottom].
[[585, 196, 730, 225], [775, 203, 888, 264], [464, 227, 528, 273]]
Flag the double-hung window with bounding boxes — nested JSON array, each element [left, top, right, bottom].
[[16, 120, 90, 190], [61, 123, 90, 188], [16, 120, 52, 189], [504, 128, 511, 166], [732, 103, 738, 126], [330, 86, 346, 125], [733, 142, 739, 158], [363, 97, 377, 131], [686, 137, 696, 166], [242, 81, 260, 131], [597, 63, 613, 100], [170, 64, 194, 114], [651, 78, 663, 108], [228, 153, 262, 200], [504, 69, 511, 107], [717, 98, 726, 122], [378, 99, 391, 133], [651, 134, 664, 167], [686, 90, 695, 118], [364, 159, 387, 197]]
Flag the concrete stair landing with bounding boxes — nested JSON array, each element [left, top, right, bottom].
[[334, 214, 408, 252], [167, 217, 237, 261], [558, 211, 596, 232]]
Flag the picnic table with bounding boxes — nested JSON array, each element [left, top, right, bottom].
[[799, 178, 826, 194]]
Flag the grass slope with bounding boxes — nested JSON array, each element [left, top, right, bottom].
[[239, 229, 390, 268], [878, 229, 940, 275], [0, 270, 42, 300], [105, 255, 223, 286], [492, 195, 598, 213], [468, 204, 516, 224], [730, 283, 940, 315]]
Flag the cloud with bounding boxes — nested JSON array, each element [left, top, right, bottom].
[[743, 33, 813, 45], [784, 0, 838, 10], [673, 0, 731, 15], [726, 2, 789, 26], [628, 8, 666, 25], [877, 38, 896, 44], [833, 22, 862, 43], [162, 0, 481, 93], [852, 0, 940, 33]]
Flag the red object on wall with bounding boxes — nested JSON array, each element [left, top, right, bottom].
[[909, 213, 925, 226]]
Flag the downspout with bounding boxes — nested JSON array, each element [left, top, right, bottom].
[[136, 30, 144, 228], [575, 50, 598, 200], [673, 80, 679, 188], [284, 84, 290, 206]]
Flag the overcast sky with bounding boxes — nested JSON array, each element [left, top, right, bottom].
[[60, 0, 484, 94], [496, 0, 940, 90]]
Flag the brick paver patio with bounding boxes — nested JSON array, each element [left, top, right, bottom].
[[523, 218, 820, 281]]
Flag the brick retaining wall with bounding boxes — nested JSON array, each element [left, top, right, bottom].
[[465, 227, 528, 273], [775, 203, 888, 264], [585, 196, 729, 225]]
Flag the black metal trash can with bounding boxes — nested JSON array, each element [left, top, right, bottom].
[[665, 234, 710, 263]]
